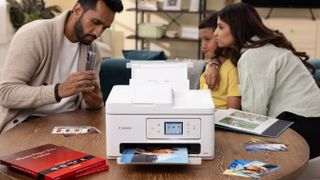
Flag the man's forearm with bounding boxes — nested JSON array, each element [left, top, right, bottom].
[[0, 83, 57, 109]]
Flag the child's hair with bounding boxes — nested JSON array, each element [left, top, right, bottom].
[[199, 12, 236, 64], [199, 11, 218, 30]]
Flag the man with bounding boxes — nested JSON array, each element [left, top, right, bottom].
[[0, 0, 123, 133]]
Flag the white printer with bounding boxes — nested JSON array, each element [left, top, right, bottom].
[[105, 61, 215, 164]]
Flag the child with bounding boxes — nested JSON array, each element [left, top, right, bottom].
[[199, 12, 241, 109]]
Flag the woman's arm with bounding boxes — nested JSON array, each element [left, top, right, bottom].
[[227, 96, 241, 109], [204, 59, 220, 90]]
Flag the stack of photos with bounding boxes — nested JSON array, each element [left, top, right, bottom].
[[243, 138, 288, 152], [224, 160, 280, 179], [120, 147, 188, 165], [51, 126, 101, 137]]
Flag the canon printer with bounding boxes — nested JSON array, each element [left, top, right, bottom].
[[105, 61, 215, 164]]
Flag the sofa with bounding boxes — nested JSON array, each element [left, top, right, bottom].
[[309, 59, 320, 79], [98, 50, 207, 103], [308, 59, 320, 87]]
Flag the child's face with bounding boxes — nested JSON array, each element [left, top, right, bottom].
[[214, 17, 235, 48], [199, 27, 217, 59]]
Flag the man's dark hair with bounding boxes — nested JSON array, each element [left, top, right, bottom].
[[77, 0, 123, 13]]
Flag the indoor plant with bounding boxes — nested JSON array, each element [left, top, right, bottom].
[[6, 0, 61, 31]]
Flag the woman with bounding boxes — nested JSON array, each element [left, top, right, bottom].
[[214, 2, 320, 159], [199, 12, 241, 109]]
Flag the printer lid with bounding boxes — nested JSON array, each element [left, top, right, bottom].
[[128, 61, 190, 91], [106, 85, 214, 115]]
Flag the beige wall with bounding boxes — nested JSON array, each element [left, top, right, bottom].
[[46, 0, 76, 10], [46, 0, 320, 59]]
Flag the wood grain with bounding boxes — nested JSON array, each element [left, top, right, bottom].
[[0, 108, 309, 180]]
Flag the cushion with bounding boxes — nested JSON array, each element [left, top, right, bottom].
[[309, 59, 320, 81], [122, 50, 167, 60], [99, 58, 131, 103]]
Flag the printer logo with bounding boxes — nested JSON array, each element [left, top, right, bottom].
[[118, 126, 132, 130]]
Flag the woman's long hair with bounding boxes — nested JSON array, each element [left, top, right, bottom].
[[218, 2, 315, 72]]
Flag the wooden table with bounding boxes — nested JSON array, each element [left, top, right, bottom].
[[0, 108, 309, 180]]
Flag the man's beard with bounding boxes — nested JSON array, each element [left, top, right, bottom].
[[75, 14, 97, 45]]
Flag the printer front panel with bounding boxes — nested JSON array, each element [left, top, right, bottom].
[[106, 114, 214, 159], [106, 115, 147, 158], [146, 118, 201, 139]]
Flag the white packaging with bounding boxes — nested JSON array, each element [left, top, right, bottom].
[[189, 0, 199, 12], [180, 26, 199, 40]]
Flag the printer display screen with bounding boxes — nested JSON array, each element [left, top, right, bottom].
[[165, 122, 183, 135]]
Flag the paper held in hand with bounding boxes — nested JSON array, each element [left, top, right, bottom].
[[86, 50, 96, 71], [215, 109, 293, 137]]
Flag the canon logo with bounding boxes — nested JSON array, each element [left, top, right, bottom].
[[118, 126, 132, 130]]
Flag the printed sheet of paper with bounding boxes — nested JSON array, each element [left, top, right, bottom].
[[51, 126, 101, 137], [120, 147, 188, 165]]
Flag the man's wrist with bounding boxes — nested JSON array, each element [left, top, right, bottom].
[[54, 83, 62, 102]]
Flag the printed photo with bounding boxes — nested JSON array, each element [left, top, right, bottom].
[[168, 0, 177, 6], [230, 111, 269, 122], [245, 137, 286, 144], [243, 138, 288, 151], [245, 143, 288, 152], [223, 160, 250, 177], [51, 126, 100, 137], [162, 0, 181, 11], [219, 117, 259, 130], [236, 161, 280, 178], [120, 147, 188, 164]]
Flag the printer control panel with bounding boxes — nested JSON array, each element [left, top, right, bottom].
[[147, 118, 200, 139]]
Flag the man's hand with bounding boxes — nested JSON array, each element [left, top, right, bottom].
[[58, 71, 98, 98], [58, 71, 103, 108], [204, 61, 220, 90], [82, 81, 103, 108]]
